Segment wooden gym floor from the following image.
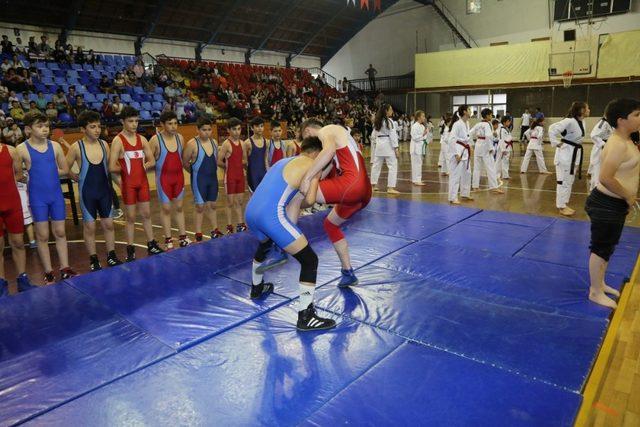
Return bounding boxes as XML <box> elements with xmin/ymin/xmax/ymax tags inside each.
<box><xmin>1</xmin><ymin>141</ymin><xmax>638</xmax><ymax>426</ymax></box>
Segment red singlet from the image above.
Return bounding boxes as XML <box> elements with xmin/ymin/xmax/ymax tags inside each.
<box><xmin>0</xmin><ymin>145</ymin><xmax>25</xmax><ymax>236</ymax></box>
<box><xmin>224</xmin><ymin>139</ymin><xmax>245</xmax><ymax>195</ymax></box>
<box><xmin>118</xmin><ymin>133</ymin><xmax>150</xmax><ymax>205</ymax></box>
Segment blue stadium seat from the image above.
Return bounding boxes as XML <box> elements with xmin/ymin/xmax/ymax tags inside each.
<box><xmin>84</xmin><ymin>93</ymin><xmax>96</xmax><ymax>102</ymax></box>
<box><xmin>94</xmin><ymin>64</ymin><xmax>104</xmax><ymax>71</ymax></box>
<box><xmin>96</xmin><ymin>94</ymin><xmax>107</xmax><ymax>102</ymax></box>
<box><xmin>54</xmin><ymin>77</ymin><xmax>66</xmax><ymax>85</ymax></box>
<box><xmin>153</xmin><ymin>94</ymin><xmax>164</xmax><ymax>102</ymax></box>
<box><xmin>92</xmin><ymin>102</ymin><xmax>102</xmax><ymax>110</ymax></box>
<box><xmin>67</xmin><ymin>70</ymin><xmax>79</xmax><ymax>78</ymax></box>
<box><xmin>141</xmin><ymin>102</ymin><xmax>152</xmax><ymax>110</ymax></box>
<box><xmin>72</xmin><ymin>64</ymin><xmax>83</xmax><ymax>70</ymax></box>
<box><xmin>29</xmin><ymin>93</ymin><xmax>38</xmax><ymax>101</ymax></box>
<box><xmin>151</xmin><ymin>101</ymin><xmax>163</xmax><ymax>110</ymax></box>
<box><xmin>103</xmin><ymin>55</ymin><xmax>115</xmax><ymax>64</ymax></box>
<box><xmin>53</xmin><ymin>69</ymin><xmax>65</xmax><ymax>78</ymax></box>
<box><xmin>133</xmin><ymin>86</ymin><xmax>144</xmax><ymax>94</ymax></box>
<box><xmin>139</xmin><ymin>110</ymin><xmax>152</xmax><ymax>120</ymax></box>
<box><xmin>40</xmin><ymin>68</ymin><xmax>53</xmax><ymax>76</ymax></box>
<box><xmin>120</xmin><ymin>94</ymin><xmax>133</xmax><ymax>103</ymax></box>
<box><xmin>47</xmin><ymin>62</ymin><xmax>60</xmax><ymax>70</ymax></box>
<box><xmin>41</xmin><ymin>76</ymin><xmax>54</xmax><ymax>84</ymax></box>
<box><xmin>129</xmin><ymin>102</ymin><xmax>141</xmax><ymax>110</ymax></box>
<box><xmin>45</xmin><ymin>94</ymin><xmax>53</xmax><ymax>102</ymax></box>
<box><xmin>58</xmin><ymin>112</ymin><xmax>74</xmax><ymax>123</ymax></box>
<box><xmin>82</xmin><ymin>64</ymin><xmax>93</xmax><ymax>71</ymax></box>
<box><xmin>34</xmin><ymin>83</ymin><xmax>48</xmax><ymax>93</ymax></box>
<box><xmin>68</xmin><ymin>78</ymin><xmax>80</xmax><ymax>86</ymax></box>
<box><xmin>154</xmin><ymin>87</ymin><xmax>164</xmax><ymax>94</ymax></box>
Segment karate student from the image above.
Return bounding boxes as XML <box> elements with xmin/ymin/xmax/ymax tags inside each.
<box><xmin>438</xmin><ymin>114</ymin><xmax>451</xmax><ymax>175</ymax></box>
<box><xmin>370</xmin><ymin>103</ymin><xmax>399</xmax><ymax>194</ymax></box>
<box><xmin>588</xmin><ymin>116</ymin><xmax>613</xmax><ymax>191</ymax></box>
<box><xmin>520</xmin><ymin>117</ymin><xmax>551</xmax><ymax>175</ymax></box>
<box><xmin>470</xmin><ymin>108</ymin><xmax>503</xmax><ymax>194</ymax></box>
<box><xmin>410</xmin><ymin>110</ymin><xmax>428</xmax><ymax>186</ymax></box>
<box><xmin>496</xmin><ymin>116</ymin><xmax>514</xmax><ymax>180</ymax></box>
<box><xmin>549</xmin><ymin>101</ymin><xmax>591</xmax><ymax>216</ymax></box>
<box><xmin>447</xmin><ymin>105</ymin><xmax>473</xmax><ymax>204</ymax></box>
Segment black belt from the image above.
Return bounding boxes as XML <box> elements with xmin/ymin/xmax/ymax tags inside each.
<box><xmin>562</xmin><ymin>138</ymin><xmax>584</xmax><ymax>179</ymax></box>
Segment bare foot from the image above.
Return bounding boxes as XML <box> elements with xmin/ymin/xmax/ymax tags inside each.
<box><xmin>387</xmin><ymin>188</ymin><xmax>400</xmax><ymax>194</ymax></box>
<box><xmin>449</xmin><ymin>200</ymin><xmax>461</xmax><ymax>205</ymax></box>
<box><xmin>589</xmin><ymin>291</ymin><xmax>618</xmax><ymax>309</ymax></box>
<box><xmin>491</xmin><ymin>188</ymin><xmax>505</xmax><ymax>194</ymax></box>
<box><xmin>603</xmin><ymin>284</ymin><xmax>621</xmax><ymax>298</ymax></box>
<box><xmin>559</xmin><ymin>207</ymin><xmax>575</xmax><ymax>217</ymax></box>
<box><xmin>372</xmin><ymin>186</ymin><xmax>379</xmax><ymax>191</ymax></box>
<box><xmin>461</xmin><ymin>196</ymin><xmax>474</xmax><ymax>201</ymax></box>
<box><xmin>412</xmin><ymin>182</ymin><xmax>426</xmax><ymax>186</ymax></box>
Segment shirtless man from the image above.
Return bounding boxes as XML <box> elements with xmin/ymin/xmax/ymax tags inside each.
<box><xmin>585</xmin><ymin>98</ymin><xmax>640</xmax><ymax>309</ymax></box>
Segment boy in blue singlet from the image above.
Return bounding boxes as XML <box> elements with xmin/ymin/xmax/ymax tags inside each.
<box><xmin>183</xmin><ymin>116</ymin><xmax>223</xmax><ymax>242</ymax></box>
<box><xmin>245</xmin><ymin>136</ymin><xmax>336</xmax><ymax>331</ymax></box>
<box><xmin>16</xmin><ymin>111</ymin><xmax>76</xmax><ymax>284</ymax></box>
<box><xmin>66</xmin><ymin>111</ymin><xmax>123</xmax><ymax>271</ymax></box>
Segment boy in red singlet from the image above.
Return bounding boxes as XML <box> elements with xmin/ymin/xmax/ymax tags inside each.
<box><xmin>109</xmin><ymin>106</ymin><xmax>163</xmax><ymax>261</ymax></box>
<box><xmin>149</xmin><ymin>112</ymin><xmax>189</xmax><ymax>249</ymax></box>
<box><xmin>217</xmin><ymin>117</ymin><xmax>247</xmax><ymax>234</ymax></box>
<box><xmin>266</xmin><ymin>120</ymin><xmax>286</xmax><ymax>167</ymax></box>
<box><xmin>300</xmin><ymin>119</ymin><xmax>372</xmax><ymax>287</ymax></box>
<box><xmin>0</xmin><ymin>141</ymin><xmax>36</xmax><ymax>296</ymax></box>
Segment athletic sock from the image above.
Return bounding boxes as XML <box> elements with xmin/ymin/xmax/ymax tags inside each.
<box><xmin>299</xmin><ymin>283</ymin><xmax>315</xmax><ymax>310</ymax></box>
<box><xmin>252</xmin><ymin>261</ymin><xmax>264</xmax><ymax>285</ymax></box>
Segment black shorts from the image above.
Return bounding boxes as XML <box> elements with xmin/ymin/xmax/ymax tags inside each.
<box><xmin>585</xmin><ymin>188</ymin><xmax>629</xmax><ymax>261</ymax></box>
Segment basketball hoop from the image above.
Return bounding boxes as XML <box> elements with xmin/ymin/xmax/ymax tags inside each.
<box><xmin>562</xmin><ymin>70</ymin><xmax>574</xmax><ymax>88</ymax></box>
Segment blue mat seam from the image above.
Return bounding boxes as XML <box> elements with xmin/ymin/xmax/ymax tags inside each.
<box><xmin>299</xmin><ymin>340</ymin><xmax>407</xmax><ymax>425</ymax></box>
<box><xmin>510</xmin><ymin>219</ymin><xmax>559</xmax><ymax>258</ymax></box>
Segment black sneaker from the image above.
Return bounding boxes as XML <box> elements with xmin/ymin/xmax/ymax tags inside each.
<box><xmin>147</xmin><ymin>240</ymin><xmax>164</xmax><ymax>255</ymax></box>
<box><xmin>250</xmin><ymin>281</ymin><xmax>274</xmax><ymax>299</ymax></box>
<box><xmin>44</xmin><ymin>271</ymin><xmax>56</xmax><ymax>285</ymax></box>
<box><xmin>211</xmin><ymin>229</ymin><xmax>224</xmax><ymax>239</ymax></box>
<box><xmin>297</xmin><ymin>303</ymin><xmax>337</xmax><ymax>331</ymax></box>
<box><xmin>236</xmin><ymin>223</ymin><xmax>247</xmax><ymax>232</ymax></box>
<box><xmin>125</xmin><ymin>245</ymin><xmax>136</xmax><ymax>262</ymax></box>
<box><xmin>89</xmin><ymin>255</ymin><xmax>102</xmax><ymax>272</ymax></box>
<box><xmin>226</xmin><ymin>224</ymin><xmax>234</xmax><ymax>235</ymax></box>
<box><xmin>60</xmin><ymin>267</ymin><xmax>77</xmax><ymax>280</ymax></box>
<box><xmin>107</xmin><ymin>250</ymin><xmax>123</xmax><ymax>267</ymax></box>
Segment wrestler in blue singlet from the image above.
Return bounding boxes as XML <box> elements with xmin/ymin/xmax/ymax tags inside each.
<box><xmin>78</xmin><ymin>140</ymin><xmax>113</xmax><ymax>221</ymax></box>
<box><xmin>26</xmin><ymin>139</ymin><xmax>66</xmax><ymax>222</ymax></box>
<box><xmin>191</xmin><ymin>137</ymin><xmax>219</xmax><ymax>204</ymax></box>
<box><xmin>245</xmin><ymin>157</ymin><xmax>302</xmax><ymax>249</ymax></box>
<box><xmin>247</xmin><ymin>137</ymin><xmax>267</xmax><ymax>192</ymax></box>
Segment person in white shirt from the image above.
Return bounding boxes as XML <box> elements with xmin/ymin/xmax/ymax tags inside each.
<box><xmin>410</xmin><ymin>110</ymin><xmax>428</xmax><ymax>186</ymax></box>
<box><xmin>447</xmin><ymin>105</ymin><xmax>473</xmax><ymax>204</ymax></box>
<box><xmin>548</xmin><ymin>101</ymin><xmax>591</xmax><ymax>216</ymax></box>
<box><xmin>424</xmin><ymin>115</ymin><xmax>434</xmax><ymax>154</ymax></box>
<box><xmin>469</xmin><ymin>108</ymin><xmax>503</xmax><ymax>194</ymax></box>
<box><xmin>403</xmin><ymin>115</ymin><xmax>411</xmax><ymax>142</ymax></box>
<box><xmin>519</xmin><ymin>117</ymin><xmax>550</xmax><ymax>174</ymax></box>
<box><xmin>438</xmin><ymin>114</ymin><xmax>450</xmax><ymax>174</ymax></box>
<box><xmin>370</xmin><ymin>103</ymin><xmax>400</xmax><ymax>194</ymax></box>
<box><xmin>520</xmin><ymin>108</ymin><xmax>532</xmax><ymax>141</ymax></box>
<box><xmin>588</xmin><ymin>117</ymin><xmax>613</xmax><ymax>191</ymax></box>
<box><xmin>496</xmin><ymin>116</ymin><xmax>514</xmax><ymax>180</ymax></box>
<box><xmin>397</xmin><ymin>116</ymin><xmax>405</xmax><ymax>141</ymax></box>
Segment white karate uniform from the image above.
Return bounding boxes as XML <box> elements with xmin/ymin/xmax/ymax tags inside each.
<box><xmin>371</xmin><ymin>119</ymin><xmax>399</xmax><ymax>188</ymax></box>
<box><xmin>497</xmin><ymin>125</ymin><xmax>513</xmax><ymax>179</ymax></box>
<box><xmin>403</xmin><ymin>120</ymin><xmax>411</xmax><ymax>142</ymax></box>
<box><xmin>397</xmin><ymin>119</ymin><xmax>405</xmax><ymax>141</ymax></box>
<box><xmin>470</xmin><ymin>121</ymin><xmax>499</xmax><ymax>190</ymax></box>
<box><xmin>549</xmin><ymin>117</ymin><xmax>586</xmax><ymax>209</ymax></box>
<box><xmin>447</xmin><ymin>120</ymin><xmax>472</xmax><ymax>202</ymax></box>
<box><xmin>520</xmin><ymin>125</ymin><xmax>549</xmax><ymax>173</ymax></box>
<box><xmin>410</xmin><ymin>121</ymin><xmax>426</xmax><ymax>183</ymax></box>
<box><xmin>588</xmin><ymin>118</ymin><xmax>612</xmax><ymax>191</ymax></box>
<box><xmin>438</xmin><ymin>120</ymin><xmax>446</xmax><ymax>168</ymax></box>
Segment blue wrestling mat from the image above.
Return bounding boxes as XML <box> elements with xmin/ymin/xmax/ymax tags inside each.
<box><xmin>1</xmin><ymin>199</ymin><xmax>637</xmax><ymax>426</ymax></box>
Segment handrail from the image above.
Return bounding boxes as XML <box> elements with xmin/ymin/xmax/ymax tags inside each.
<box><xmin>347</xmin><ymin>73</ymin><xmax>415</xmax><ymax>92</ymax></box>
<box><xmin>432</xmin><ymin>0</ymin><xmax>478</xmax><ymax>48</ymax></box>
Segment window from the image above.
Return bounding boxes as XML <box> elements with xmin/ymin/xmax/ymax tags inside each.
<box><xmin>452</xmin><ymin>93</ymin><xmax>507</xmax><ymax>119</ymax></box>
<box><xmin>467</xmin><ymin>0</ymin><xmax>481</xmax><ymax>14</ymax></box>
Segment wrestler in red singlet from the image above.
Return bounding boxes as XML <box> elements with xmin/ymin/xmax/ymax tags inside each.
<box><xmin>0</xmin><ymin>144</ymin><xmax>25</xmax><ymax>237</ymax></box>
<box><xmin>118</xmin><ymin>133</ymin><xmax>150</xmax><ymax>205</ymax></box>
<box><xmin>319</xmin><ymin>133</ymin><xmax>372</xmax><ymax>219</ymax></box>
<box><xmin>225</xmin><ymin>139</ymin><xmax>245</xmax><ymax>194</ymax></box>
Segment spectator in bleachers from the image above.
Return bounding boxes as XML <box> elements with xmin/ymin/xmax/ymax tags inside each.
<box><xmin>0</xmin><ymin>83</ymin><xmax>8</xmax><ymax>102</ymax></box>
<box><xmin>7</xmin><ymin>91</ymin><xmax>18</xmax><ymax>104</ymax></box>
<box><xmin>113</xmin><ymin>72</ymin><xmax>126</xmax><ymax>92</ymax></box>
<box><xmin>0</xmin><ymin>59</ymin><xmax>11</xmax><ymax>73</ymax></box>
<box><xmin>2</xmin><ymin>118</ymin><xmax>23</xmax><ymax>145</ymax></box>
<box><xmin>1</xmin><ymin>35</ymin><xmax>13</xmax><ymax>55</ymax></box>
<box><xmin>111</xmin><ymin>95</ymin><xmax>123</xmax><ymax>117</ymax></box>
<box><xmin>165</xmin><ymin>81</ymin><xmax>181</xmax><ymax>99</ymax></box>
<box><xmin>53</xmin><ymin>89</ymin><xmax>68</xmax><ymax>112</ymax></box>
<box><xmin>74</xmin><ymin>47</ymin><xmax>85</xmax><ymax>65</ymax></box>
<box><xmin>45</xmin><ymin>102</ymin><xmax>58</xmax><ymax>122</ymax></box>
<box><xmin>133</xmin><ymin>59</ymin><xmax>144</xmax><ymax>80</ymax></box>
<box><xmin>20</xmin><ymin>69</ymin><xmax>33</xmax><ymax>91</ymax></box>
<box><xmin>38</xmin><ymin>35</ymin><xmax>52</xmax><ymax>57</ymax></box>
<box><xmin>14</xmin><ymin>37</ymin><xmax>25</xmax><ymax>55</ymax></box>
<box><xmin>100</xmin><ymin>99</ymin><xmax>114</xmax><ymax>121</ymax></box>
<box><xmin>86</xmin><ymin>49</ymin><xmax>99</xmax><ymax>65</ymax></box>
<box><xmin>35</xmin><ymin>91</ymin><xmax>47</xmax><ymax>111</ymax></box>
<box><xmin>27</xmin><ymin>36</ymin><xmax>39</xmax><ymax>55</ymax></box>
<box><xmin>20</xmin><ymin>92</ymin><xmax>30</xmax><ymax>111</ymax></box>
<box><xmin>64</xmin><ymin>44</ymin><xmax>74</xmax><ymax>63</ymax></box>
<box><xmin>66</xmin><ymin>86</ymin><xmax>77</xmax><ymax>106</ymax></box>
<box><xmin>3</xmin><ymin>69</ymin><xmax>27</xmax><ymax>92</ymax></box>
<box><xmin>72</xmin><ymin>95</ymin><xmax>87</xmax><ymax>118</ymax></box>
<box><xmin>99</xmin><ymin>75</ymin><xmax>114</xmax><ymax>94</ymax></box>
<box><xmin>124</xmin><ymin>69</ymin><xmax>136</xmax><ymax>87</ymax></box>
<box><xmin>0</xmin><ymin>110</ymin><xmax>6</xmax><ymax>130</ymax></box>
<box><xmin>9</xmin><ymin>102</ymin><xmax>25</xmax><ymax>122</ymax></box>
<box><xmin>52</xmin><ymin>43</ymin><xmax>66</xmax><ymax>63</ymax></box>
<box><xmin>11</xmin><ymin>54</ymin><xmax>26</xmax><ymax>70</ymax></box>
<box><xmin>28</xmin><ymin>100</ymin><xmax>39</xmax><ymax>113</ymax></box>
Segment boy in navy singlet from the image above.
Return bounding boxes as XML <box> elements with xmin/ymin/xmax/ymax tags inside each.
<box><xmin>243</xmin><ymin>116</ymin><xmax>268</xmax><ymax>192</ymax></box>
<box><xmin>16</xmin><ymin>111</ymin><xmax>76</xmax><ymax>284</ymax></box>
<box><xmin>183</xmin><ymin>116</ymin><xmax>223</xmax><ymax>241</ymax></box>
<box><xmin>66</xmin><ymin>111</ymin><xmax>123</xmax><ymax>271</ymax></box>
<box><xmin>246</xmin><ymin>136</ymin><xmax>335</xmax><ymax>331</ymax></box>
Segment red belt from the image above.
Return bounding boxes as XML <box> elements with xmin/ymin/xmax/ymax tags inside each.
<box><xmin>456</xmin><ymin>141</ymin><xmax>471</xmax><ymax>169</ymax></box>
<box><xmin>530</xmin><ymin>137</ymin><xmax>538</xmax><ymax>140</ymax></box>
<box><xmin>477</xmin><ymin>137</ymin><xmax>486</xmax><ymax>140</ymax></box>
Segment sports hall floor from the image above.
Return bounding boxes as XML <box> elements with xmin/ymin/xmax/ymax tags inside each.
<box><xmin>1</xmin><ymin>142</ymin><xmax>638</xmax><ymax>426</ymax></box>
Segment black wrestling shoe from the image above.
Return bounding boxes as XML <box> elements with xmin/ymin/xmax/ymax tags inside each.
<box><xmin>107</xmin><ymin>250</ymin><xmax>123</xmax><ymax>267</ymax></box>
<box><xmin>147</xmin><ymin>240</ymin><xmax>164</xmax><ymax>255</ymax></box>
<box><xmin>60</xmin><ymin>267</ymin><xmax>77</xmax><ymax>280</ymax></box>
<box><xmin>236</xmin><ymin>223</ymin><xmax>247</xmax><ymax>232</ymax></box>
<box><xmin>297</xmin><ymin>303</ymin><xmax>337</xmax><ymax>331</ymax></box>
<box><xmin>250</xmin><ymin>281</ymin><xmax>274</xmax><ymax>299</ymax></box>
<box><xmin>125</xmin><ymin>245</ymin><xmax>136</xmax><ymax>262</ymax></box>
<box><xmin>211</xmin><ymin>229</ymin><xmax>224</xmax><ymax>239</ymax></box>
<box><xmin>89</xmin><ymin>255</ymin><xmax>102</xmax><ymax>272</ymax></box>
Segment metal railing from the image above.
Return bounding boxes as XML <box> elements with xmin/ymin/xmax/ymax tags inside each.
<box><xmin>347</xmin><ymin>73</ymin><xmax>415</xmax><ymax>92</ymax></box>
<box><xmin>431</xmin><ymin>0</ymin><xmax>478</xmax><ymax>48</ymax></box>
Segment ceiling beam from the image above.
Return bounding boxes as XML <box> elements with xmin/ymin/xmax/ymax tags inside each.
<box><xmin>61</xmin><ymin>0</ymin><xmax>84</xmax><ymax>43</ymax></box>
<box><xmin>253</xmin><ymin>0</ymin><xmax>301</xmax><ymax>52</ymax></box>
<box><xmin>291</xmin><ymin>6</ymin><xmax>348</xmax><ymax>60</ymax></box>
<box><xmin>140</xmin><ymin>0</ymin><xmax>169</xmax><ymax>42</ymax></box>
<box><xmin>201</xmin><ymin>0</ymin><xmax>245</xmax><ymax>49</ymax></box>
